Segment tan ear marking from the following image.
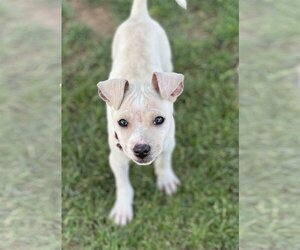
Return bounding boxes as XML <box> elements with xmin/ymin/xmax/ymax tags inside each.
<box><xmin>152</xmin><ymin>72</ymin><xmax>184</xmax><ymax>102</ymax></box>
<box><xmin>97</xmin><ymin>79</ymin><xmax>129</xmax><ymax>110</ymax></box>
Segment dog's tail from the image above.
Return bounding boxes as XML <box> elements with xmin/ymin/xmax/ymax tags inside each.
<box><xmin>130</xmin><ymin>0</ymin><xmax>187</xmax><ymax>18</ymax></box>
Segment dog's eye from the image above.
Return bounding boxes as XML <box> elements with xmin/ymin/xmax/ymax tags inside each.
<box><xmin>118</xmin><ymin>119</ymin><xmax>128</xmax><ymax>127</ymax></box>
<box><xmin>153</xmin><ymin>116</ymin><xmax>165</xmax><ymax>125</ymax></box>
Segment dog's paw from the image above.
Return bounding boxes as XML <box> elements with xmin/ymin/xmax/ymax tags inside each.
<box><xmin>109</xmin><ymin>201</ymin><xmax>133</xmax><ymax>226</ymax></box>
<box><xmin>157</xmin><ymin>170</ymin><xmax>180</xmax><ymax>196</ymax></box>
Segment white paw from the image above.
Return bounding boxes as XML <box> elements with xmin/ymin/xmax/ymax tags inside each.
<box><xmin>109</xmin><ymin>200</ymin><xmax>133</xmax><ymax>226</ymax></box>
<box><xmin>157</xmin><ymin>170</ymin><xmax>180</xmax><ymax>195</ymax></box>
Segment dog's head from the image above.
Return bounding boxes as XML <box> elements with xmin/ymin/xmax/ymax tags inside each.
<box><xmin>97</xmin><ymin>72</ymin><xmax>184</xmax><ymax>165</ymax></box>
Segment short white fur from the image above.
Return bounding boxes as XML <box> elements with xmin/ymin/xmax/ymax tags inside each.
<box><xmin>97</xmin><ymin>0</ymin><xmax>186</xmax><ymax>226</ymax></box>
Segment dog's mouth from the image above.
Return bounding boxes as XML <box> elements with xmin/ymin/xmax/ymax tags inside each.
<box><xmin>129</xmin><ymin>147</ymin><xmax>162</xmax><ymax>166</ymax></box>
<box><xmin>132</xmin><ymin>157</ymin><xmax>155</xmax><ymax>166</ymax></box>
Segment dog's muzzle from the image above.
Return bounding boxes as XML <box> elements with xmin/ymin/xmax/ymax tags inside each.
<box><xmin>133</xmin><ymin>144</ymin><xmax>151</xmax><ymax>159</ymax></box>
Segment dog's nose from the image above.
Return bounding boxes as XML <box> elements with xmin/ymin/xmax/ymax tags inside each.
<box><xmin>133</xmin><ymin>144</ymin><xmax>151</xmax><ymax>159</ymax></box>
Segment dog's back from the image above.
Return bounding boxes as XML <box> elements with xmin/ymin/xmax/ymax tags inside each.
<box><xmin>109</xmin><ymin>0</ymin><xmax>186</xmax><ymax>84</ymax></box>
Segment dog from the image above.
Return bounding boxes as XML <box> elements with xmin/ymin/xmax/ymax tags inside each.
<box><xmin>97</xmin><ymin>0</ymin><xmax>186</xmax><ymax>225</ymax></box>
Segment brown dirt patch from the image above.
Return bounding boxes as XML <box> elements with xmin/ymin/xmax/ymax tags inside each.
<box><xmin>68</xmin><ymin>0</ymin><xmax>117</xmax><ymax>37</ymax></box>
<box><xmin>12</xmin><ymin>0</ymin><xmax>60</xmax><ymax>33</ymax></box>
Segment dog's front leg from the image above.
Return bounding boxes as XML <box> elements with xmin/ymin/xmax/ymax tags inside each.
<box><xmin>155</xmin><ymin>138</ymin><xmax>180</xmax><ymax>195</ymax></box>
<box><xmin>108</xmin><ymin>149</ymin><xmax>134</xmax><ymax>226</ymax></box>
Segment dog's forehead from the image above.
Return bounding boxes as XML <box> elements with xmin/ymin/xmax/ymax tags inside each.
<box><xmin>122</xmin><ymin>84</ymin><xmax>164</xmax><ymax>110</ymax></box>
<box><xmin>114</xmin><ymin>84</ymin><xmax>171</xmax><ymax>121</ymax></box>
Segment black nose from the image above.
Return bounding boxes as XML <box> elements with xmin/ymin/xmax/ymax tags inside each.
<box><xmin>133</xmin><ymin>144</ymin><xmax>151</xmax><ymax>159</ymax></box>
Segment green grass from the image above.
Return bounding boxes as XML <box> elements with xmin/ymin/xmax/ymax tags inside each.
<box><xmin>0</xmin><ymin>1</ymin><xmax>61</xmax><ymax>249</ymax></box>
<box><xmin>62</xmin><ymin>0</ymin><xmax>238</xmax><ymax>249</ymax></box>
<box><xmin>239</xmin><ymin>0</ymin><xmax>300</xmax><ymax>249</ymax></box>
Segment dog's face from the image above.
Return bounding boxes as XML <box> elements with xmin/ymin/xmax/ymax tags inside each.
<box><xmin>112</xmin><ymin>87</ymin><xmax>173</xmax><ymax>165</ymax></box>
<box><xmin>98</xmin><ymin>72</ymin><xmax>184</xmax><ymax>165</ymax></box>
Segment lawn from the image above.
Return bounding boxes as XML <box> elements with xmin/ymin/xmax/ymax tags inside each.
<box><xmin>240</xmin><ymin>1</ymin><xmax>300</xmax><ymax>249</ymax></box>
<box><xmin>0</xmin><ymin>0</ymin><xmax>61</xmax><ymax>249</ymax></box>
<box><xmin>62</xmin><ymin>0</ymin><xmax>238</xmax><ymax>249</ymax></box>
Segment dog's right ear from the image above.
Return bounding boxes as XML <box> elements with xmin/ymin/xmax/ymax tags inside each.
<box><xmin>97</xmin><ymin>79</ymin><xmax>129</xmax><ymax>110</ymax></box>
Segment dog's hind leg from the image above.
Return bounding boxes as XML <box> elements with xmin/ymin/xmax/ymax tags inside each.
<box><xmin>158</xmin><ymin>27</ymin><xmax>174</xmax><ymax>72</ymax></box>
<box><xmin>108</xmin><ymin>149</ymin><xmax>134</xmax><ymax>226</ymax></box>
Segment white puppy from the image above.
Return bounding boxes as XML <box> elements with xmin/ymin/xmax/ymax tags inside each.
<box><xmin>97</xmin><ymin>0</ymin><xmax>186</xmax><ymax>226</ymax></box>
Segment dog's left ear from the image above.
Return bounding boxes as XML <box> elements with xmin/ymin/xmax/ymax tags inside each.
<box><xmin>97</xmin><ymin>79</ymin><xmax>129</xmax><ymax>110</ymax></box>
<box><xmin>152</xmin><ymin>72</ymin><xmax>184</xmax><ymax>102</ymax></box>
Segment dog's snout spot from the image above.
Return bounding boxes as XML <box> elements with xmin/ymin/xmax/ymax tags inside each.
<box><xmin>133</xmin><ymin>144</ymin><xmax>151</xmax><ymax>159</ymax></box>
<box><xmin>114</xmin><ymin>132</ymin><xmax>119</xmax><ymax>140</ymax></box>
